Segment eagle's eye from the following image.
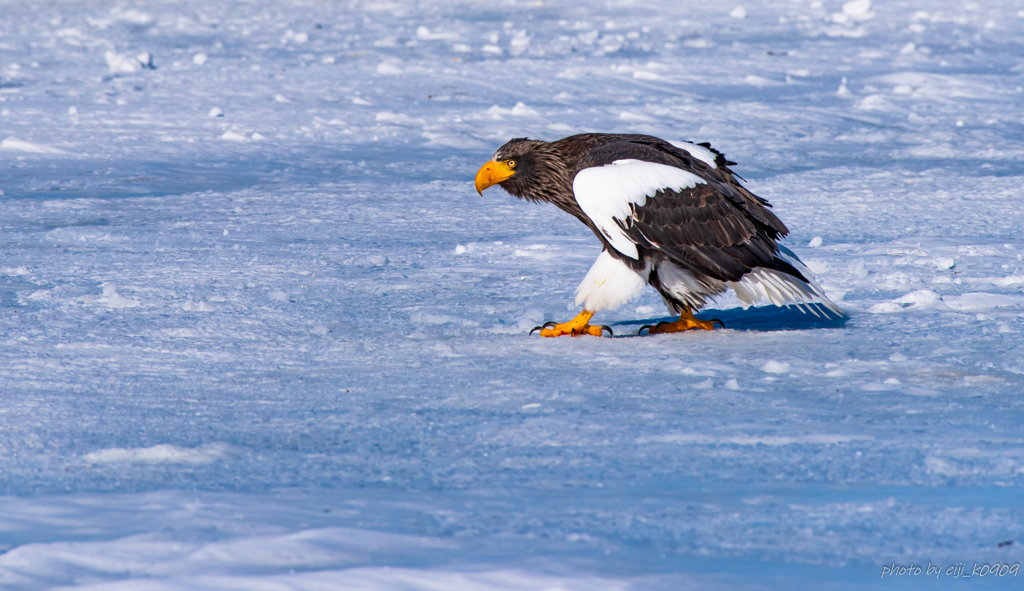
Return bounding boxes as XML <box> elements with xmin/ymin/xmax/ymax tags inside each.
<box><xmin>507</xmin><ymin>159</ymin><xmax>517</xmax><ymax>168</ymax></box>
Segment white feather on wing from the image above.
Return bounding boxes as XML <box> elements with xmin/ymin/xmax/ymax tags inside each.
<box><xmin>572</xmin><ymin>159</ymin><xmax>705</xmax><ymax>260</ymax></box>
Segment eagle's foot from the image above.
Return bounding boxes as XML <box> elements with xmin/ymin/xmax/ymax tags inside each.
<box><xmin>529</xmin><ymin>310</ymin><xmax>612</xmax><ymax>338</ymax></box>
<box><xmin>639</xmin><ymin>313</ymin><xmax>724</xmax><ymax>335</ymax></box>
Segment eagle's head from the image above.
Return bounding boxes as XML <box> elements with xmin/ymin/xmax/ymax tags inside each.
<box><xmin>475</xmin><ymin>138</ymin><xmax>570</xmax><ymax>203</ymax></box>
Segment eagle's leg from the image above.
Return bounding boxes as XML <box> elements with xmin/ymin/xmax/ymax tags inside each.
<box><xmin>640</xmin><ymin>307</ymin><xmax>724</xmax><ymax>335</ymax></box>
<box><xmin>531</xmin><ymin>310</ymin><xmax>611</xmax><ymax>337</ymax></box>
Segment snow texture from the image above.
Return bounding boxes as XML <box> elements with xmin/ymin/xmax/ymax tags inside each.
<box><xmin>1</xmin><ymin>0</ymin><xmax>1024</xmax><ymax>589</ymax></box>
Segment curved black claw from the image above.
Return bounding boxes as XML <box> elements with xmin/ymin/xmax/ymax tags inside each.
<box><xmin>598</xmin><ymin>325</ymin><xmax>614</xmax><ymax>338</ymax></box>
<box><xmin>529</xmin><ymin>321</ymin><xmax>559</xmax><ymax>336</ymax></box>
<box><xmin>638</xmin><ymin>324</ymin><xmax>655</xmax><ymax>336</ymax></box>
<box><xmin>710</xmin><ymin>318</ymin><xmax>726</xmax><ymax>329</ymax></box>
<box><xmin>655</xmin><ymin>321</ymin><xmax>671</xmax><ymax>332</ymax></box>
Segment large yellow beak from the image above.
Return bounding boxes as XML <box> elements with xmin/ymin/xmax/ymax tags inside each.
<box><xmin>475</xmin><ymin>160</ymin><xmax>515</xmax><ymax>195</ymax></box>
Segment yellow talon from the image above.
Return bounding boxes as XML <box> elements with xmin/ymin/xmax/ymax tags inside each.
<box><xmin>641</xmin><ymin>309</ymin><xmax>723</xmax><ymax>335</ymax></box>
<box><xmin>533</xmin><ymin>310</ymin><xmax>607</xmax><ymax>337</ymax></box>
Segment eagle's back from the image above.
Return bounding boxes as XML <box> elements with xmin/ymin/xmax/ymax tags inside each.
<box><xmin>556</xmin><ymin>133</ymin><xmax>792</xmax><ymax>282</ymax></box>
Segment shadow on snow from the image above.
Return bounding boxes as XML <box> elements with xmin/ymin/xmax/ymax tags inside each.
<box><xmin>614</xmin><ymin>304</ymin><xmax>848</xmax><ymax>336</ymax></box>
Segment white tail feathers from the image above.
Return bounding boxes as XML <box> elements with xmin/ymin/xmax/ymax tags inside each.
<box><xmin>727</xmin><ymin>246</ymin><xmax>844</xmax><ymax>318</ymax></box>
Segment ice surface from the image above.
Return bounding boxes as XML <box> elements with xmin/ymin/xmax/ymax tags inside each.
<box><xmin>85</xmin><ymin>442</ymin><xmax>230</xmax><ymax>464</ymax></box>
<box><xmin>1</xmin><ymin>0</ymin><xmax>1023</xmax><ymax>589</ymax></box>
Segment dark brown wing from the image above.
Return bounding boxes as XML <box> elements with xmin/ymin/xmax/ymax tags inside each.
<box><xmin>559</xmin><ymin>134</ymin><xmax>797</xmax><ymax>282</ymax></box>
<box><xmin>622</xmin><ymin>183</ymin><xmax>788</xmax><ymax>281</ymax></box>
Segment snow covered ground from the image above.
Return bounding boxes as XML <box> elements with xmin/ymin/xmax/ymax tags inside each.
<box><xmin>1</xmin><ymin>0</ymin><xmax>1023</xmax><ymax>588</ymax></box>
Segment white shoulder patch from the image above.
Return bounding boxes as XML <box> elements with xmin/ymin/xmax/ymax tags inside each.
<box><xmin>668</xmin><ymin>141</ymin><xmax>718</xmax><ymax>169</ymax></box>
<box><xmin>573</xmin><ymin>159</ymin><xmax>705</xmax><ymax>260</ymax></box>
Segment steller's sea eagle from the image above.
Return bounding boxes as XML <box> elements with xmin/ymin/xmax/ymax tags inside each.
<box><xmin>474</xmin><ymin>133</ymin><xmax>842</xmax><ymax>337</ymax></box>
